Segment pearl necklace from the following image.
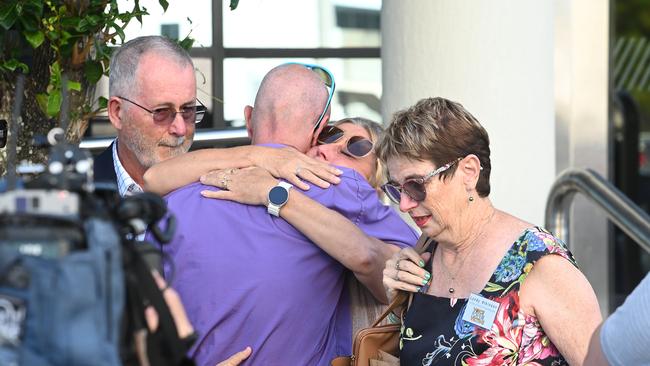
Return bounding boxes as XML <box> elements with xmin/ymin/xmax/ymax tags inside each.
<box><xmin>436</xmin><ymin>209</ymin><xmax>496</xmax><ymax>306</ymax></box>
<box><xmin>436</xmin><ymin>239</ymin><xmax>478</xmax><ymax>302</ymax></box>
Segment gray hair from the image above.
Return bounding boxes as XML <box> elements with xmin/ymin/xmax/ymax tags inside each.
<box><xmin>109</xmin><ymin>35</ymin><xmax>194</xmax><ymax>98</ymax></box>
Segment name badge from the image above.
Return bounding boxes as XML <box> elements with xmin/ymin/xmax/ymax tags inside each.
<box><xmin>462</xmin><ymin>293</ymin><xmax>499</xmax><ymax>330</ymax></box>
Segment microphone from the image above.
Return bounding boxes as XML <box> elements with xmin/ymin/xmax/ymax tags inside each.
<box><xmin>117</xmin><ymin>193</ymin><xmax>167</xmax><ymax>224</ymax></box>
<box><xmin>116</xmin><ymin>193</ymin><xmax>176</xmax><ymax>243</ymax></box>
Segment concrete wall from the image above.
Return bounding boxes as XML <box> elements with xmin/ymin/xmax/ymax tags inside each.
<box><xmin>382</xmin><ymin>0</ymin><xmax>555</xmax><ymax>227</ymax></box>
<box><xmin>554</xmin><ymin>0</ymin><xmax>612</xmax><ymax>314</ymax></box>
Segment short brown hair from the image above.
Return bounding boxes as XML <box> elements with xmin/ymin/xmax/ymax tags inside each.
<box><xmin>376</xmin><ymin>97</ymin><xmax>491</xmax><ymax>197</ymax></box>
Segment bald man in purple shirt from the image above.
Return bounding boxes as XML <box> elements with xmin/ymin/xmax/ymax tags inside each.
<box><xmin>160</xmin><ymin>64</ymin><xmax>418</xmax><ymax>365</ymax></box>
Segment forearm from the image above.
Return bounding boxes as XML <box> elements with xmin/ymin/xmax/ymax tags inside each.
<box><xmin>281</xmin><ymin>190</ymin><xmax>398</xmax><ymax>303</ymax></box>
<box><xmin>143</xmin><ymin>146</ymin><xmax>258</xmax><ymax>195</ymax></box>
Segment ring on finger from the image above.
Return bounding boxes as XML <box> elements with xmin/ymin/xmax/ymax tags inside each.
<box><xmin>295</xmin><ymin>166</ymin><xmax>302</xmax><ymax>175</ymax></box>
<box><xmin>395</xmin><ymin>260</ymin><xmax>400</xmax><ymax>271</ymax></box>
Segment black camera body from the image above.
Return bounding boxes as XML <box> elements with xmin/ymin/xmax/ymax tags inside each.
<box><xmin>0</xmin><ymin>129</ymin><xmax>189</xmax><ymax>366</ymax></box>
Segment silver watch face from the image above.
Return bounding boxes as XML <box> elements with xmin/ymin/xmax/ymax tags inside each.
<box><xmin>269</xmin><ymin>185</ymin><xmax>289</xmax><ymax>206</ymax></box>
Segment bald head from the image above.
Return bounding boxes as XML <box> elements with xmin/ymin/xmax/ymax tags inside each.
<box><xmin>247</xmin><ymin>64</ymin><xmax>330</xmax><ymax>152</ymax></box>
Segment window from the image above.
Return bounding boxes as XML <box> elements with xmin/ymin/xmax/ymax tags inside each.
<box><xmin>90</xmin><ymin>0</ymin><xmax>382</xmax><ymax>136</ymax></box>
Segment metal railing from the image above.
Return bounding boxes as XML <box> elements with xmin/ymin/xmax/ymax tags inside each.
<box><xmin>79</xmin><ymin>128</ymin><xmax>250</xmax><ymax>153</ymax></box>
<box><xmin>545</xmin><ymin>168</ymin><xmax>650</xmax><ymax>253</ymax></box>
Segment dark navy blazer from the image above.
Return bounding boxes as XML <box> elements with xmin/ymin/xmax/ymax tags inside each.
<box><xmin>93</xmin><ymin>142</ymin><xmax>117</xmax><ymax>186</ymax></box>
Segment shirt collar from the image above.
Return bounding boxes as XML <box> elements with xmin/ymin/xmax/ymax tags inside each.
<box><xmin>257</xmin><ymin>143</ymin><xmax>288</xmax><ymax>148</ymax></box>
<box><xmin>112</xmin><ymin>140</ymin><xmax>143</xmax><ymax>197</ymax></box>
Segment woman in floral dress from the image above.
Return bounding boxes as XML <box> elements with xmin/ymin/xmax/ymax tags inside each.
<box><xmin>376</xmin><ymin>97</ymin><xmax>602</xmax><ymax>365</ymax></box>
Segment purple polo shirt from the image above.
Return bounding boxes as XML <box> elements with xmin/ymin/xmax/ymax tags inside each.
<box><xmin>161</xmin><ymin>145</ymin><xmax>418</xmax><ymax>365</ymax></box>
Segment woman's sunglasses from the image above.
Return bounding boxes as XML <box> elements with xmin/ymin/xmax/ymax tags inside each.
<box><xmin>317</xmin><ymin>125</ymin><xmax>374</xmax><ymax>159</ymax></box>
<box><xmin>381</xmin><ymin>158</ymin><xmax>462</xmax><ymax>204</ymax></box>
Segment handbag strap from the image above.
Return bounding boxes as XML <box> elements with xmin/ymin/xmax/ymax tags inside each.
<box><xmin>371</xmin><ymin>233</ymin><xmax>434</xmax><ymax>327</ymax></box>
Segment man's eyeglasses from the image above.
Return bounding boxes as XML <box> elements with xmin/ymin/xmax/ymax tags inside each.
<box><xmin>283</xmin><ymin>62</ymin><xmax>335</xmax><ymax>133</ymax></box>
<box><xmin>317</xmin><ymin>125</ymin><xmax>374</xmax><ymax>158</ymax></box>
<box><xmin>382</xmin><ymin>158</ymin><xmax>462</xmax><ymax>204</ymax></box>
<box><xmin>117</xmin><ymin>96</ymin><xmax>207</xmax><ymax>124</ymax></box>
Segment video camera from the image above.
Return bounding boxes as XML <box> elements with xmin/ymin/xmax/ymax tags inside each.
<box><xmin>0</xmin><ymin>128</ymin><xmax>193</xmax><ymax>366</ymax></box>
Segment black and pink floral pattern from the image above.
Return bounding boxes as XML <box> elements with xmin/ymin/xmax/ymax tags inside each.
<box><xmin>400</xmin><ymin>227</ymin><xmax>574</xmax><ymax>366</ymax></box>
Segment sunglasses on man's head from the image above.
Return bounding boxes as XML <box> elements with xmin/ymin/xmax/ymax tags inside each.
<box><xmin>282</xmin><ymin>62</ymin><xmax>335</xmax><ymax>133</ymax></box>
<box><xmin>317</xmin><ymin>125</ymin><xmax>374</xmax><ymax>159</ymax></box>
<box><xmin>381</xmin><ymin>158</ymin><xmax>462</xmax><ymax>204</ymax></box>
<box><xmin>118</xmin><ymin>96</ymin><xmax>207</xmax><ymax>124</ymax></box>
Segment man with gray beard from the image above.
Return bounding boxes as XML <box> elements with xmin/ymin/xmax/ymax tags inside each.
<box><xmin>92</xmin><ymin>36</ymin><xmax>256</xmax><ymax>365</ymax></box>
<box><xmin>94</xmin><ymin>35</ymin><xmax>202</xmax><ymax>196</ymax></box>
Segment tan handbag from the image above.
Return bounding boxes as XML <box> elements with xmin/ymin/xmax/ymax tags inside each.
<box><xmin>331</xmin><ymin>234</ymin><xmax>433</xmax><ymax>366</ymax></box>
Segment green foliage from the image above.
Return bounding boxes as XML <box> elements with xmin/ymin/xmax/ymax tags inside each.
<box><xmin>1</xmin><ymin>58</ymin><xmax>28</xmax><ymax>73</ymax></box>
<box><xmin>179</xmin><ymin>35</ymin><xmax>194</xmax><ymax>50</ymax></box>
<box><xmin>83</xmin><ymin>60</ymin><xmax>103</xmax><ymax>84</ymax></box>
<box><xmin>0</xmin><ymin>0</ymin><xmax>177</xmax><ymax>122</ymax></box>
<box><xmin>97</xmin><ymin>96</ymin><xmax>108</xmax><ymax>109</ymax></box>
<box><xmin>616</xmin><ymin>0</ymin><xmax>650</xmax><ymax>37</ymax></box>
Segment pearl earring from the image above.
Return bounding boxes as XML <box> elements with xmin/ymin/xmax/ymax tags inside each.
<box><xmin>468</xmin><ymin>196</ymin><xmax>474</xmax><ymax>202</ymax></box>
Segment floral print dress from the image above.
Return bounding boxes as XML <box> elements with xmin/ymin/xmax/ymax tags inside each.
<box><xmin>400</xmin><ymin>227</ymin><xmax>575</xmax><ymax>366</ymax></box>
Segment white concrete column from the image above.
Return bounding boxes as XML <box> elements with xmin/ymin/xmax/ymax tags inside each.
<box><xmin>555</xmin><ymin>0</ymin><xmax>611</xmax><ymax>314</ymax></box>
<box><xmin>382</xmin><ymin>0</ymin><xmax>555</xmax><ymax>226</ymax></box>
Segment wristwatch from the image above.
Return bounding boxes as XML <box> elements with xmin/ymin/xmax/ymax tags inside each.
<box><xmin>267</xmin><ymin>181</ymin><xmax>293</xmax><ymax>217</ymax></box>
